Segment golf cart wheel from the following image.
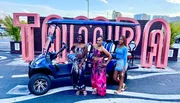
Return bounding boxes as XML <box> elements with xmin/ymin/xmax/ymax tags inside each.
<box><xmin>28</xmin><ymin>73</ymin><xmax>51</xmax><ymax>95</ymax></box>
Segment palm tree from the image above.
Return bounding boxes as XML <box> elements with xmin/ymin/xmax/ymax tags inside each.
<box><xmin>169</xmin><ymin>22</ymin><xmax>180</xmax><ymax>46</ymax></box>
<box><xmin>0</xmin><ymin>15</ymin><xmax>21</xmax><ymax>41</ymax></box>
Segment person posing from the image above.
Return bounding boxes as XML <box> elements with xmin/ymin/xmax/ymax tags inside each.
<box><xmin>68</xmin><ymin>34</ymin><xmax>88</xmax><ymax>96</ymax></box>
<box><xmin>91</xmin><ymin>36</ymin><xmax>112</xmax><ymax>96</ymax></box>
<box><xmin>113</xmin><ymin>35</ymin><xmax>128</xmax><ymax>94</ymax></box>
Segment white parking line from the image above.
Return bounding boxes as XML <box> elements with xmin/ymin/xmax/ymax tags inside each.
<box><xmin>128</xmin><ymin>71</ymin><xmax>180</xmax><ymax>80</ymax></box>
<box><xmin>1</xmin><ymin>86</ymin><xmax>73</xmax><ymax>103</ymax></box>
<box><xmin>129</xmin><ymin>65</ymin><xmax>175</xmax><ymax>72</ymax></box>
<box><xmin>10</xmin><ymin>68</ymin><xmax>180</xmax><ymax>80</ymax></box>
<box><xmin>7</xmin><ymin>85</ymin><xmax>29</xmax><ymax>95</ymax></box>
<box><xmin>75</xmin><ymin>98</ymin><xmax>172</xmax><ymax>103</ymax></box>
<box><xmin>0</xmin><ymin>56</ymin><xmax>7</xmax><ymax>60</ymax></box>
<box><xmin>6</xmin><ymin>58</ymin><xmax>28</xmax><ymax>66</ymax></box>
<box><xmin>1</xmin><ymin>86</ymin><xmax>180</xmax><ymax>103</ymax></box>
<box><xmin>11</xmin><ymin>74</ymin><xmax>28</xmax><ymax>78</ymax></box>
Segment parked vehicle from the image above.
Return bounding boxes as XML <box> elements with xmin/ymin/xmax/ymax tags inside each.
<box><xmin>175</xmin><ymin>35</ymin><xmax>180</xmax><ymax>43</ymax></box>
<box><xmin>0</xmin><ymin>27</ymin><xmax>7</xmax><ymax>36</ymax></box>
<box><xmin>28</xmin><ymin>19</ymin><xmax>139</xmax><ymax>95</ymax></box>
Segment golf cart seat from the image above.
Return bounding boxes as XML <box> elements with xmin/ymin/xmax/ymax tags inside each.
<box><xmin>127</xmin><ymin>41</ymin><xmax>139</xmax><ymax>70</ymax></box>
<box><xmin>105</xmin><ymin>40</ymin><xmax>116</xmax><ymax>54</ymax></box>
<box><xmin>86</xmin><ymin>40</ymin><xmax>115</xmax><ymax>60</ymax></box>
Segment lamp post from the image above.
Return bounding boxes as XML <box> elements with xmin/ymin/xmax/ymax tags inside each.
<box><xmin>86</xmin><ymin>0</ymin><xmax>89</xmax><ymax>18</ymax></box>
<box><xmin>106</xmin><ymin>10</ymin><xmax>111</xmax><ymax>19</ymax></box>
<box><xmin>107</xmin><ymin>11</ymin><xmax>108</xmax><ymax>19</ymax></box>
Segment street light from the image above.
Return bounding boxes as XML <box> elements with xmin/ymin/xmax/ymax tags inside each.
<box><xmin>106</xmin><ymin>10</ymin><xmax>111</xmax><ymax>19</ymax></box>
<box><xmin>86</xmin><ymin>0</ymin><xmax>89</xmax><ymax>18</ymax></box>
<box><xmin>107</xmin><ymin>11</ymin><xmax>108</xmax><ymax>19</ymax></box>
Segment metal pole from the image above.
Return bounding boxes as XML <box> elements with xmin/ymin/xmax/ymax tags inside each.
<box><xmin>107</xmin><ymin>11</ymin><xmax>108</xmax><ymax>19</ymax></box>
<box><xmin>87</xmin><ymin>0</ymin><xmax>89</xmax><ymax>18</ymax></box>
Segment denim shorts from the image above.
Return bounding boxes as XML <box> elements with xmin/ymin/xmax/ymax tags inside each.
<box><xmin>115</xmin><ymin>59</ymin><xmax>127</xmax><ymax>72</ymax></box>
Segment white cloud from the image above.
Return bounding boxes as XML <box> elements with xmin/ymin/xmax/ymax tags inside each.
<box><xmin>121</xmin><ymin>12</ymin><xmax>134</xmax><ymax>17</ymax></box>
<box><xmin>0</xmin><ymin>9</ymin><xmax>11</xmax><ymax>19</ymax></box>
<box><xmin>0</xmin><ymin>1</ymin><xmax>135</xmax><ymax>19</ymax></box>
<box><xmin>22</xmin><ymin>9</ymin><xmax>31</xmax><ymax>13</ymax></box>
<box><xmin>2</xmin><ymin>1</ymin><xmax>180</xmax><ymax>20</ymax></box>
<box><xmin>166</xmin><ymin>0</ymin><xmax>180</xmax><ymax>4</ymax></box>
<box><xmin>1</xmin><ymin>1</ymin><xmax>180</xmax><ymax>21</ymax></box>
<box><xmin>100</xmin><ymin>0</ymin><xmax>108</xmax><ymax>4</ymax></box>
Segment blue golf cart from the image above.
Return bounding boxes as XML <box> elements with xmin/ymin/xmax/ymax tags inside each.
<box><xmin>28</xmin><ymin>19</ymin><xmax>139</xmax><ymax>95</ymax></box>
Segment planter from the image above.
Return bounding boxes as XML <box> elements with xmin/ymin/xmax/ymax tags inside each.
<box><xmin>168</xmin><ymin>48</ymin><xmax>179</xmax><ymax>61</ymax></box>
<box><xmin>10</xmin><ymin>41</ymin><xmax>22</xmax><ymax>54</ymax></box>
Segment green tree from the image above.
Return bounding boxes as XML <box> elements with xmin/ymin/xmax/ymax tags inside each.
<box><xmin>20</xmin><ymin>20</ymin><xmax>27</xmax><ymax>24</ymax></box>
<box><xmin>0</xmin><ymin>15</ymin><xmax>21</xmax><ymax>41</ymax></box>
<box><xmin>169</xmin><ymin>22</ymin><xmax>180</xmax><ymax>46</ymax></box>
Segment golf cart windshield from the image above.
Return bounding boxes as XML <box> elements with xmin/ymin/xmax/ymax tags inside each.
<box><xmin>43</xmin><ymin>24</ymin><xmax>56</xmax><ymax>54</ymax></box>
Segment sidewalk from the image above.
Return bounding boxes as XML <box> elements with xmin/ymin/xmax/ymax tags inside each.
<box><xmin>0</xmin><ymin>42</ymin><xmax>10</xmax><ymax>52</ymax></box>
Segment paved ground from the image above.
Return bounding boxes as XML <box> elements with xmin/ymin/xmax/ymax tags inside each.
<box><xmin>0</xmin><ymin>37</ymin><xmax>180</xmax><ymax>103</ymax></box>
<box><xmin>0</xmin><ymin>51</ymin><xmax>180</xmax><ymax>103</ymax></box>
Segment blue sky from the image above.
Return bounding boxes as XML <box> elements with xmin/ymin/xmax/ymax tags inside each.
<box><xmin>0</xmin><ymin>0</ymin><xmax>180</xmax><ymax>18</ymax></box>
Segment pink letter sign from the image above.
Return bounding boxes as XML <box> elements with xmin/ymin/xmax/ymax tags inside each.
<box><xmin>13</xmin><ymin>13</ymin><xmax>40</xmax><ymax>62</ymax></box>
<box><xmin>115</xmin><ymin>17</ymin><xmax>141</xmax><ymax>46</ymax></box>
<box><xmin>42</xmin><ymin>15</ymin><xmax>67</xmax><ymax>63</ymax></box>
<box><xmin>93</xmin><ymin>16</ymin><xmax>112</xmax><ymax>44</ymax></box>
<box><xmin>140</xmin><ymin>18</ymin><xmax>171</xmax><ymax>68</ymax></box>
<box><xmin>13</xmin><ymin>13</ymin><xmax>171</xmax><ymax>68</ymax></box>
<box><xmin>69</xmin><ymin>16</ymin><xmax>89</xmax><ymax>48</ymax></box>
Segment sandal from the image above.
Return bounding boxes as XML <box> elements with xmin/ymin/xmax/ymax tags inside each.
<box><xmin>121</xmin><ymin>83</ymin><xmax>127</xmax><ymax>92</ymax></box>
<box><xmin>83</xmin><ymin>90</ymin><xmax>87</xmax><ymax>96</ymax></box>
<box><xmin>76</xmin><ymin>91</ymin><xmax>80</xmax><ymax>95</ymax></box>
<box><xmin>114</xmin><ymin>90</ymin><xmax>121</xmax><ymax>94</ymax></box>
<box><xmin>92</xmin><ymin>90</ymin><xmax>97</xmax><ymax>94</ymax></box>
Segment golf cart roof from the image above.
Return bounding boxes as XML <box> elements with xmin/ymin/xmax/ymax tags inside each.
<box><xmin>47</xmin><ymin>19</ymin><xmax>139</xmax><ymax>27</ymax></box>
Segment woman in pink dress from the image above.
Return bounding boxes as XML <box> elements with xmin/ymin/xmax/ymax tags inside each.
<box><xmin>91</xmin><ymin>36</ymin><xmax>112</xmax><ymax>96</ymax></box>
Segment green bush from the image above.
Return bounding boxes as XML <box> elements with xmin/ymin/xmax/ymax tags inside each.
<box><xmin>169</xmin><ymin>22</ymin><xmax>180</xmax><ymax>46</ymax></box>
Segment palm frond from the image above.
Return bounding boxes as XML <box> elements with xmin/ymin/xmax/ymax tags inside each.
<box><xmin>170</xmin><ymin>22</ymin><xmax>180</xmax><ymax>46</ymax></box>
<box><xmin>0</xmin><ymin>15</ymin><xmax>21</xmax><ymax>41</ymax></box>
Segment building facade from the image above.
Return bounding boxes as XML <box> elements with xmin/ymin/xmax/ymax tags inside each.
<box><xmin>153</xmin><ymin>15</ymin><xmax>169</xmax><ymax>21</ymax></box>
<box><xmin>134</xmin><ymin>13</ymin><xmax>151</xmax><ymax>20</ymax></box>
<box><xmin>153</xmin><ymin>15</ymin><xmax>180</xmax><ymax>22</ymax></box>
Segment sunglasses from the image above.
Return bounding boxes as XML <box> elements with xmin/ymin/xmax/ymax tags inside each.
<box><xmin>97</xmin><ymin>39</ymin><xmax>102</xmax><ymax>41</ymax></box>
<box><xmin>120</xmin><ymin>39</ymin><xmax>123</xmax><ymax>41</ymax></box>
